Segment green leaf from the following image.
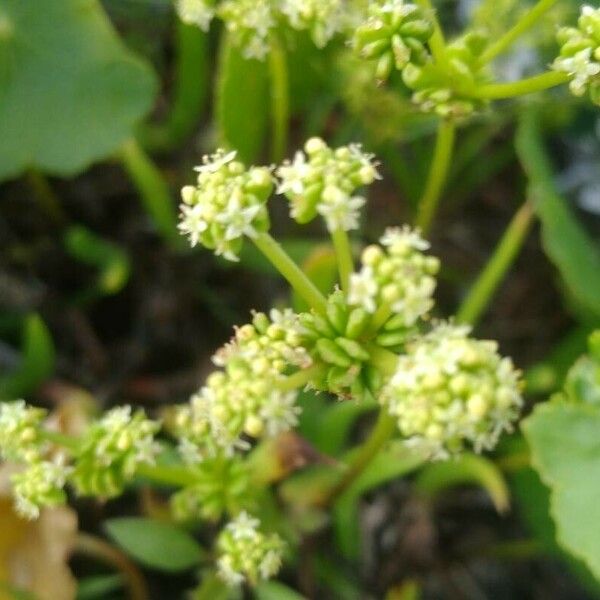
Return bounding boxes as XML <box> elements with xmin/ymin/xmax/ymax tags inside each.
<box><xmin>0</xmin><ymin>313</ymin><xmax>55</xmax><ymax>399</ymax></box>
<box><xmin>104</xmin><ymin>517</ymin><xmax>205</xmax><ymax>572</ymax></box>
<box><xmin>215</xmin><ymin>33</ymin><xmax>269</xmax><ymax>163</ymax></box>
<box><xmin>76</xmin><ymin>574</ymin><xmax>123</xmax><ymax>600</ymax></box>
<box><xmin>0</xmin><ymin>0</ymin><xmax>157</xmax><ymax>181</ymax></box>
<box><xmin>254</xmin><ymin>581</ymin><xmax>306</xmax><ymax>600</ymax></box>
<box><xmin>515</xmin><ymin>110</ymin><xmax>600</xmax><ymax>321</ymax></box>
<box><xmin>523</xmin><ymin>401</ymin><xmax>600</xmax><ymax>581</ymax></box>
<box><xmin>415</xmin><ymin>453</ymin><xmax>510</xmax><ymax>513</ymax></box>
<box><xmin>64</xmin><ymin>225</ymin><xmax>131</xmax><ymax>299</ymax></box>
<box><xmin>333</xmin><ymin>442</ymin><xmax>426</xmax><ymax>559</ymax></box>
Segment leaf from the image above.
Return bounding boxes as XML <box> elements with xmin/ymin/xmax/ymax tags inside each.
<box><xmin>76</xmin><ymin>574</ymin><xmax>123</xmax><ymax>600</ymax></box>
<box><xmin>333</xmin><ymin>442</ymin><xmax>426</xmax><ymax>559</ymax></box>
<box><xmin>0</xmin><ymin>0</ymin><xmax>157</xmax><ymax>181</ymax></box>
<box><xmin>104</xmin><ymin>518</ymin><xmax>205</xmax><ymax>572</ymax></box>
<box><xmin>0</xmin><ymin>313</ymin><xmax>55</xmax><ymax>399</ymax></box>
<box><xmin>415</xmin><ymin>453</ymin><xmax>510</xmax><ymax>513</ymax></box>
<box><xmin>64</xmin><ymin>226</ymin><xmax>131</xmax><ymax>299</ymax></box>
<box><xmin>254</xmin><ymin>581</ymin><xmax>306</xmax><ymax>600</ymax></box>
<box><xmin>523</xmin><ymin>402</ymin><xmax>600</xmax><ymax>580</ymax></box>
<box><xmin>515</xmin><ymin>110</ymin><xmax>600</xmax><ymax>321</ymax></box>
<box><xmin>215</xmin><ymin>33</ymin><xmax>269</xmax><ymax>163</ymax></box>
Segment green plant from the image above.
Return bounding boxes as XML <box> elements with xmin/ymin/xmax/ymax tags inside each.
<box><xmin>3</xmin><ymin>0</ymin><xmax>600</xmax><ymax>597</ymax></box>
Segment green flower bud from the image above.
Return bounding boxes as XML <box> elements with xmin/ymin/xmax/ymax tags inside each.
<box><xmin>352</xmin><ymin>0</ymin><xmax>434</xmax><ymax>81</ymax></box>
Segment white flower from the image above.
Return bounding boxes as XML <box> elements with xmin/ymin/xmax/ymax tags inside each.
<box><xmin>317</xmin><ymin>188</ymin><xmax>366</xmax><ymax>231</ymax></box>
<box><xmin>175</xmin><ymin>0</ymin><xmax>215</xmax><ymax>31</ymax></box>
<box><xmin>380</xmin><ymin>225</ymin><xmax>429</xmax><ymax>252</ymax></box>
<box><xmin>555</xmin><ymin>49</ymin><xmax>600</xmax><ymax>96</ymax></box>
<box><xmin>276</xmin><ymin>151</ymin><xmax>312</xmax><ymax>196</ymax></box>
<box><xmin>348</xmin><ymin>267</ymin><xmax>378</xmax><ymax>313</ymax></box>
<box><xmin>194</xmin><ymin>149</ymin><xmax>237</xmax><ymax>174</ymax></box>
<box><xmin>259</xmin><ymin>391</ymin><xmax>302</xmax><ymax>436</ymax></box>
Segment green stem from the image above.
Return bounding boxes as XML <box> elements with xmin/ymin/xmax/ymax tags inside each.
<box><xmin>414</xmin><ymin>0</ymin><xmax>448</xmax><ymax>66</ymax></box>
<box><xmin>322</xmin><ymin>409</ymin><xmax>397</xmax><ymax>506</ymax></box>
<box><xmin>252</xmin><ymin>232</ymin><xmax>328</xmax><ymax>314</ymax></box>
<box><xmin>27</xmin><ymin>170</ymin><xmax>67</xmax><ymax>226</ymax></box>
<box><xmin>331</xmin><ymin>228</ymin><xmax>354</xmax><ymax>294</ymax></box>
<box><xmin>119</xmin><ymin>139</ymin><xmax>180</xmax><ymax>246</ymax></box>
<box><xmin>268</xmin><ymin>36</ymin><xmax>289</xmax><ymax>163</ymax></box>
<box><xmin>415</xmin><ymin>120</ymin><xmax>455</xmax><ymax>233</ymax></box>
<box><xmin>479</xmin><ymin>0</ymin><xmax>558</xmax><ymax>65</ymax></box>
<box><xmin>277</xmin><ymin>364</ymin><xmax>327</xmax><ymax>392</ymax></box>
<box><xmin>43</xmin><ymin>430</ymin><xmax>80</xmax><ymax>451</ymax></box>
<box><xmin>136</xmin><ymin>463</ymin><xmax>198</xmax><ymax>487</ymax></box>
<box><xmin>139</xmin><ymin>22</ymin><xmax>208</xmax><ymax>153</ymax></box>
<box><xmin>472</xmin><ymin>71</ymin><xmax>569</xmax><ymax>99</ymax></box>
<box><xmin>457</xmin><ymin>202</ymin><xmax>533</xmax><ymax>326</ymax></box>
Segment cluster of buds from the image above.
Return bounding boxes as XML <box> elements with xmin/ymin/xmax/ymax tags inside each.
<box><xmin>380</xmin><ymin>323</ymin><xmax>523</xmax><ymax>459</ymax></box>
<box><xmin>178</xmin><ymin>150</ymin><xmax>273</xmax><ymax>261</ymax></box>
<box><xmin>175</xmin><ymin>0</ymin><xmax>215</xmax><ymax>31</ymax></box>
<box><xmin>279</xmin><ymin>0</ymin><xmax>345</xmax><ymax>48</ymax></box>
<box><xmin>216</xmin><ymin>511</ymin><xmax>285</xmax><ymax>586</ymax></box>
<box><xmin>11</xmin><ymin>460</ymin><xmax>70</xmax><ymax>520</ymax></box>
<box><xmin>403</xmin><ymin>32</ymin><xmax>490</xmax><ymax>118</ymax></box>
<box><xmin>348</xmin><ymin>226</ymin><xmax>439</xmax><ymax>327</ymax></box>
<box><xmin>171</xmin><ymin>456</ymin><xmax>250</xmax><ymax>522</ymax></box>
<box><xmin>553</xmin><ymin>6</ymin><xmax>600</xmax><ymax>105</ymax></box>
<box><xmin>174</xmin><ymin>310</ymin><xmax>307</xmax><ymax>462</ymax></box>
<box><xmin>71</xmin><ymin>406</ymin><xmax>161</xmax><ymax>497</ymax></box>
<box><xmin>0</xmin><ymin>400</ymin><xmax>47</xmax><ymax>463</ymax></box>
<box><xmin>276</xmin><ymin>137</ymin><xmax>380</xmax><ymax>231</ymax></box>
<box><xmin>352</xmin><ymin>0</ymin><xmax>434</xmax><ymax>81</ymax></box>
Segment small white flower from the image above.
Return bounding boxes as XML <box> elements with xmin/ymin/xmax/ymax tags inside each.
<box><xmin>380</xmin><ymin>225</ymin><xmax>429</xmax><ymax>252</ymax></box>
<box><xmin>317</xmin><ymin>190</ymin><xmax>366</xmax><ymax>232</ymax></box>
<box><xmin>175</xmin><ymin>0</ymin><xmax>215</xmax><ymax>31</ymax></box>
<box><xmin>348</xmin><ymin>267</ymin><xmax>378</xmax><ymax>313</ymax></box>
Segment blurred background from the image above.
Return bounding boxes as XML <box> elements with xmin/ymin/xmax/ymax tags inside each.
<box><xmin>1</xmin><ymin>0</ymin><xmax>600</xmax><ymax>598</ymax></box>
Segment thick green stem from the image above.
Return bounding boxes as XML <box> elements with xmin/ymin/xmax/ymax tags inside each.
<box><xmin>472</xmin><ymin>71</ymin><xmax>569</xmax><ymax>99</ymax></box>
<box><xmin>457</xmin><ymin>202</ymin><xmax>533</xmax><ymax>326</ymax></box>
<box><xmin>322</xmin><ymin>409</ymin><xmax>397</xmax><ymax>506</ymax></box>
<box><xmin>416</xmin><ymin>120</ymin><xmax>455</xmax><ymax>233</ymax></box>
<box><xmin>479</xmin><ymin>0</ymin><xmax>558</xmax><ymax>65</ymax></box>
<box><xmin>252</xmin><ymin>232</ymin><xmax>328</xmax><ymax>314</ymax></box>
<box><xmin>268</xmin><ymin>37</ymin><xmax>289</xmax><ymax>163</ymax></box>
<box><xmin>119</xmin><ymin>139</ymin><xmax>180</xmax><ymax>246</ymax></box>
<box><xmin>277</xmin><ymin>364</ymin><xmax>327</xmax><ymax>392</ymax></box>
<box><xmin>331</xmin><ymin>228</ymin><xmax>354</xmax><ymax>294</ymax></box>
<box><xmin>139</xmin><ymin>22</ymin><xmax>208</xmax><ymax>153</ymax></box>
<box><xmin>136</xmin><ymin>463</ymin><xmax>198</xmax><ymax>487</ymax></box>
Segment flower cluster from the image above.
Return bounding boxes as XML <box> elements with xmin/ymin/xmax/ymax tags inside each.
<box><xmin>553</xmin><ymin>6</ymin><xmax>600</xmax><ymax>105</ymax></box>
<box><xmin>175</xmin><ymin>0</ymin><xmax>215</xmax><ymax>31</ymax></box>
<box><xmin>11</xmin><ymin>460</ymin><xmax>70</xmax><ymax>520</ymax></box>
<box><xmin>216</xmin><ymin>512</ymin><xmax>285</xmax><ymax>586</ymax></box>
<box><xmin>352</xmin><ymin>0</ymin><xmax>434</xmax><ymax>81</ymax></box>
<box><xmin>380</xmin><ymin>323</ymin><xmax>523</xmax><ymax>459</ymax></box>
<box><xmin>0</xmin><ymin>400</ymin><xmax>47</xmax><ymax>463</ymax></box>
<box><xmin>276</xmin><ymin>137</ymin><xmax>380</xmax><ymax>231</ymax></box>
<box><xmin>71</xmin><ymin>406</ymin><xmax>161</xmax><ymax>497</ymax></box>
<box><xmin>174</xmin><ymin>310</ymin><xmax>306</xmax><ymax>462</ymax></box>
<box><xmin>280</xmin><ymin>0</ymin><xmax>344</xmax><ymax>48</ymax></box>
<box><xmin>178</xmin><ymin>150</ymin><xmax>273</xmax><ymax>261</ymax></box>
<box><xmin>218</xmin><ymin>0</ymin><xmax>275</xmax><ymax>60</ymax></box>
<box><xmin>348</xmin><ymin>226</ymin><xmax>439</xmax><ymax>326</ymax></box>
<box><xmin>403</xmin><ymin>31</ymin><xmax>490</xmax><ymax>118</ymax></box>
